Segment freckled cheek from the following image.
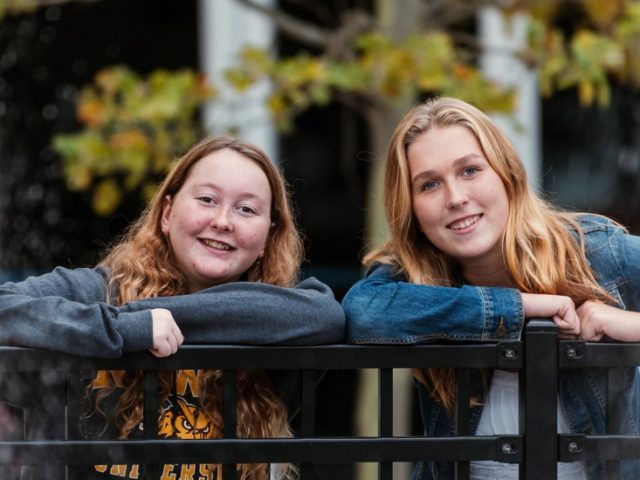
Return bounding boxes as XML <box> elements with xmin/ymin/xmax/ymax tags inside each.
<box><xmin>413</xmin><ymin>203</ymin><xmax>439</xmax><ymax>230</ymax></box>
<box><xmin>175</xmin><ymin>212</ymin><xmax>210</xmax><ymax>234</ymax></box>
<box><xmin>238</xmin><ymin>225</ymin><xmax>270</xmax><ymax>249</ymax></box>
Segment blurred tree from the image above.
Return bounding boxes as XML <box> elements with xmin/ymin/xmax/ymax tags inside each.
<box><xmin>52</xmin><ymin>66</ymin><xmax>213</xmax><ymax>216</ymax></box>
<box><xmin>3</xmin><ymin>0</ymin><xmax>640</xmax><ymax>230</ymax></box>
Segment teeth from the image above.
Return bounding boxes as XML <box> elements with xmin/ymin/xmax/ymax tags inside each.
<box><xmin>202</xmin><ymin>239</ymin><xmax>232</xmax><ymax>250</ymax></box>
<box><xmin>449</xmin><ymin>215</ymin><xmax>480</xmax><ymax>230</ymax></box>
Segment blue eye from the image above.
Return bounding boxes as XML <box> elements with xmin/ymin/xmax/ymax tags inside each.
<box><xmin>462</xmin><ymin>167</ymin><xmax>479</xmax><ymax>176</ymax></box>
<box><xmin>421</xmin><ymin>180</ymin><xmax>440</xmax><ymax>192</ymax></box>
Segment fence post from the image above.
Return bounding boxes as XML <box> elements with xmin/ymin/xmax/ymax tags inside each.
<box><xmin>520</xmin><ymin>320</ymin><xmax>558</xmax><ymax>479</ymax></box>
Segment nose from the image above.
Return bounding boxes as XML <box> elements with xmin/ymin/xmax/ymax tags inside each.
<box><xmin>210</xmin><ymin>205</ymin><xmax>233</xmax><ymax>231</ymax></box>
<box><xmin>445</xmin><ymin>182</ymin><xmax>469</xmax><ymax>209</ymax></box>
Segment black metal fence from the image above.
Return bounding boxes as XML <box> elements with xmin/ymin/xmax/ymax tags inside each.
<box><xmin>1</xmin><ymin>320</ymin><xmax>640</xmax><ymax>479</ymax></box>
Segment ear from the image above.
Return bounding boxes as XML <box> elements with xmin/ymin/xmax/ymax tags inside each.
<box><xmin>160</xmin><ymin>195</ymin><xmax>173</xmax><ymax>235</ymax></box>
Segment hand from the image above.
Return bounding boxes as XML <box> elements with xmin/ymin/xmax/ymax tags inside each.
<box><xmin>521</xmin><ymin>293</ymin><xmax>580</xmax><ymax>337</ymax></box>
<box><xmin>577</xmin><ymin>301</ymin><xmax>640</xmax><ymax>342</ymax></box>
<box><xmin>149</xmin><ymin>308</ymin><xmax>184</xmax><ymax>357</ymax></box>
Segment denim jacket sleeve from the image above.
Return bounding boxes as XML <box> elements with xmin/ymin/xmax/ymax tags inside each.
<box><xmin>614</xmin><ymin>226</ymin><xmax>640</xmax><ymax>311</ymax></box>
<box><xmin>343</xmin><ymin>264</ymin><xmax>524</xmax><ymax>344</ymax></box>
<box><xmin>581</xmin><ymin>215</ymin><xmax>640</xmax><ymax>312</ymax></box>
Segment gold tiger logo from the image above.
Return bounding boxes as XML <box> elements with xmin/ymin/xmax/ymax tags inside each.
<box><xmin>158</xmin><ymin>398</ymin><xmax>215</xmax><ymax>440</ymax></box>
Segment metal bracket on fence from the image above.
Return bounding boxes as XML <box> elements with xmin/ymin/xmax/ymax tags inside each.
<box><xmin>497</xmin><ymin>342</ymin><xmax>522</xmax><ymax>369</ymax></box>
<box><xmin>559</xmin><ymin>435</ymin><xmax>585</xmax><ymax>462</ymax></box>
<box><xmin>562</xmin><ymin>342</ymin><xmax>585</xmax><ymax>362</ymax></box>
<box><xmin>495</xmin><ymin>436</ymin><xmax>523</xmax><ymax>463</ymax></box>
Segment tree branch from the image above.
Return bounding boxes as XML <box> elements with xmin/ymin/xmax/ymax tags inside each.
<box><xmin>5</xmin><ymin>0</ymin><xmax>100</xmax><ymax>13</ymax></box>
<box><xmin>421</xmin><ymin>0</ymin><xmax>500</xmax><ymax>30</ymax></box>
<box><xmin>235</xmin><ymin>0</ymin><xmax>331</xmax><ymax>49</ymax></box>
<box><xmin>234</xmin><ymin>0</ymin><xmax>375</xmax><ymax>59</ymax></box>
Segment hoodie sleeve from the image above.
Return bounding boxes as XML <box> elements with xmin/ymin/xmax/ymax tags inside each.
<box><xmin>0</xmin><ymin>267</ymin><xmax>152</xmax><ymax>358</ymax></box>
<box><xmin>118</xmin><ymin>277</ymin><xmax>346</xmax><ymax>345</ymax></box>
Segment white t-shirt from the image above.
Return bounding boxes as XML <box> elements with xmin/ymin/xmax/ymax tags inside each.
<box><xmin>470</xmin><ymin>370</ymin><xmax>587</xmax><ymax>480</ymax></box>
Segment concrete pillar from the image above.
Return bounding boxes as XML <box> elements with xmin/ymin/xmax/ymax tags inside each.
<box><xmin>198</xmin><ymin>0</ymin><xmax>277</xmax><ymax>160</ymax></box>
<box><xmin>479</xmin><ymin>6</ymin><xmax>541</xmax><ymax>189</ymax></box>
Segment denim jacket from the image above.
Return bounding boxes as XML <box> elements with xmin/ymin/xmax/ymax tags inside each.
<box><xmin>343</xmin><ymin>215</ymin><xmax>640</xmax><ymax>479</ymax></box>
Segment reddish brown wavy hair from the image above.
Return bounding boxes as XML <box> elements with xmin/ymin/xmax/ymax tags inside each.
<box><xmin>91</xmin><ymin>135</ymin><xmax>303</xmax><ymax>479</ymax></box>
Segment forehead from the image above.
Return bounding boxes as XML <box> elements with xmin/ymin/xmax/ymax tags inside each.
<box><xmin>407</xmin><ymin>125</ymin><xmax>483</xmax><ymax>164</ymax></box>
<box><xmin>185</xmin><ymin>149</ymin><xmax>272</xmax><ymax>200</ymax></box>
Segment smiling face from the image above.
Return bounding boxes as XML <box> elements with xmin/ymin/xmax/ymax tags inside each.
<box><xmin>160</xmin><ymin>149</ymin><xmax>273</xmax><ymax>292</ymax></box>
<box><xmin>408</xmin><ymin>125</ymin><xmax>510</xmax><ymax>275</ymax></box>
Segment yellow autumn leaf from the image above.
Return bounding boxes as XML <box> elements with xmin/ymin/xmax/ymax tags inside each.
<box><xmin>578</xmin><ymin>80</ymin><xmax>595</xmax><ymax>105</ymax></box>
<box><xmin>93</xmin><ymin>179</ymin><xmax>123</xmax><ymax>217</ymax></box>
<box><xmin>581</xmin><ymin>0</ymin><xmax>625</xmax><ymax>30</ymax></box>
<box><xmin>64</xmin><ymin>162</ymin><xmax>92</xmax><ymax>191</ymax></box>
<box><xmin>142</xmin><ymin>181</ymin><xmax>159</xmax><ymax>204</ymax></box>
<box><xmin>77</xmin><ymin>97</ymin><xmax>105</xmax><ymax>127</ymax></box>
<box><xmin>268</xmin><ymin>94</ymin><xmax>286</xmax><ymax>115</ymax></box>
<box><xmin>110</xmin><ymin>128</ymin><xmax>148</xmax><ymax>151</ymax></box>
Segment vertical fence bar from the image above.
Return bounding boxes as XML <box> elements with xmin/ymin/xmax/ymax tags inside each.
<box><xmin>606</xmin><ymin>368</ymin><xmax>624</xmax><ymax>479</ymax></box>
<box><xmin>521</xmin><ymin>320</ymin><xmax>558</xmax><ymax>480</ymax></box>
<box><xmin>65</xmin><ymin>371</ymin><xmax>83</xmax><ymax>480</ymax></box>
<box><xmin>379</xmin><ymin>368</ymin><xmax>393</xmax><ymax>480</ymax></box>
<box><xmin>300</xmin><ymin>369</ymin><xmax>317</xmax><ymax>479</ymax></box>
<box><xmin>223</xmin><ymin>369</ymin><xmax>238</xmax><ymax>480</ymax></box>
<box><xmin>455</xmin><ymin>368</ymin><xmax>471</xmax><ymax>480</ymax></box>
<box><xmin>144</xmin><ymin>370</ymin><xmax>160</xmax><ymax>479</ymax></box>
<box><xmin>65</xmin><ymin>371</ymin><xmax>82</xmax><ymax>440</ymax></box>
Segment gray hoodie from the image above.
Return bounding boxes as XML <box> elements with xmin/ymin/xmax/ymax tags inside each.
<box><xmin>0</xmin><ymin>266</ymin><xmax>346</xmax><ymax>358</ymax></box>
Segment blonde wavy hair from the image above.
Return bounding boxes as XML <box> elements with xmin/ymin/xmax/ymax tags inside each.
<box><xmin>92</xmin><ymin>135</ymin><xmax>303</xmax><ymax>479</ymax></box>
<box><xmin>365</xmin><ymin>97</ymin><xmax>614</xmax><ymax>411</ymax></box>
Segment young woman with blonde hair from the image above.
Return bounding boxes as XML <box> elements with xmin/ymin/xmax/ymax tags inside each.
<box><xmin>343</xmin><ymin>97</ymin><xmax>640</xmax><ymax>479</ymax></box>
<box><xmin>0</xmin><ymin>135</ymin><xmax>345</xmax><ymax>479</ymax></box>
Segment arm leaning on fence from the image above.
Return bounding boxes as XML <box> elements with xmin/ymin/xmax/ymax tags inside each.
<box><xmin>0</xmin><ymin>266</ymin><xmax>152</xmax><ymax>358</ymax></box>
<box><xmin>343</xmin><ymin>263</ymin><xmax>524</xmax><ymax>344</ymax></box>
<box><xmin>119</xmin><ymin>276</ymin><xmax>346</xmax><ymax>345</ymax></box>
<box><xmin>0</xmin><ymin>267</ymin><xmax>345</xmax><ymax>359</ymax></box>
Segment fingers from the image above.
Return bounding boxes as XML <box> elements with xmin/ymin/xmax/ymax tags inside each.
<box><xmin>150</xmin><ymin>308</ymin><xmax>184</xmax><ymax>358</ymax></box>
<box><xmin>173</xmin><ymin>322</ymin><xmax>185</xmax><ymax>345</ymax></box>
<box><xmin>554</xmin><ymin>313</ymin><xmax>580</xmax><ymax>336</ymax></box>
<box><xmin>150</xmin><ymin>337</ymin><xmax>179</xmax><ymax>358</ymax></box>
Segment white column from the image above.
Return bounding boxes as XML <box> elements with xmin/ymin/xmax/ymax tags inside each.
<box><xmin>198</xmin><ymin>0</ymin><xmax>277</xmax><ymax>160</ymax></box>
<box><xmin>479</xmin><ymin>6</ymin><xmax>541</xmax><ymax>189</ymax></box>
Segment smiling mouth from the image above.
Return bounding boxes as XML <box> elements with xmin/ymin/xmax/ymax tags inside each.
<box><xmin>447</xmin><ymin>214</ymin><xmax>482</xmax><ymax>231</ymax></box>
<box><xmin>201</xmin><ymin>238</ymin><xmax>235</xmax><ymax>250</ymax></box>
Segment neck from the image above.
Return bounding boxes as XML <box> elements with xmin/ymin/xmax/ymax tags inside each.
<box><xmin>460</xmin><ymin>253</ymin><xmax>512</xmax><ymax>287</ymax></box>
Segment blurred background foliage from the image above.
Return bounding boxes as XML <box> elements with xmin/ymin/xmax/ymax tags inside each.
<box><xmin>0</xmin><ymin>0</ymin><xmax>639</xmax><ymax>268</ymax></box>
<box><xmin>52</xmin><ymin>66</ymin><xmax>213</xmax><ymax>215</ymax></box>
<box><xmin>4</xmin><ymin>0</ymin><xmax>640</xmax><ymax>218</ymax></box>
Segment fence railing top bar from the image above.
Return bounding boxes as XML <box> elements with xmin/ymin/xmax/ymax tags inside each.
<box><xmin>559</xmin><ymin>341</ymin><xmax>640</xmax><ymax>368</ymax></box>
<box><xmin>559</xmin><ymin>435</ymin><xmax>640</xmax><ymax>461</ymax></box>
<box><xmin>0</xmin><ymin>436</ymin><xmax>523</xmax><ymax>465</ymax></box>
<box><xmin>0</xmin><ymin>343</ymin><xmax>521</xmax><ymax>371</ymax></box>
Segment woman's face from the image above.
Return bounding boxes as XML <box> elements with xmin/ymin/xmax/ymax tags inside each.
<box><xmin>407</xmin><ymin>125</ymin><xmax>509</xmax><ymax>272</ymax></box>
<box><xmin>161</xmin><ymin>149</ymin><xmax>273</xmax><ymax>291</ymax></box>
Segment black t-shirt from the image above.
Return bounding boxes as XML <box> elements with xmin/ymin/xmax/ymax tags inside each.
<box><xmin>81</xmin><ymin>369</ymin><xmax>220</xmax><ymax>480</ymax></box>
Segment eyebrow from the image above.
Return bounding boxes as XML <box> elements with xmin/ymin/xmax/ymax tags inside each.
<box><xmin>191</xmin><ymin>183</ymin><xmax>268</xmax><ymax>202</ymax></box>
<box><xmin>411</xmin><ymin>153</ymin><xmax>484</xmax><ymax>185</ymax></box>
